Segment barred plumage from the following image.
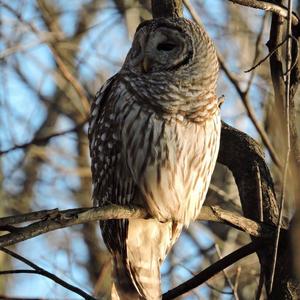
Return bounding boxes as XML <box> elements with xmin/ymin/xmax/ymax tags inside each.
<box><xmin>89</xmin><ymin>17</ymin><xmax>221</xmax><ymax>299</ymax></box>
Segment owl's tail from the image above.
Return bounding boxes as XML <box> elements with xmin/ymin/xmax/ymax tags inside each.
<box><xmin>111</xmin><ymin>219</ymin><xmax>182</xmax><ymax>300</ymax></box>
<box><xmin>111</xmin><ymin>253</ymin><xmax>160</xmax><ymax>300</ymax></box>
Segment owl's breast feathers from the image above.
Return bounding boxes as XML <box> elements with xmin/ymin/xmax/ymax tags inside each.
<box><xmin>115</xmin><ymin>80</ymin><xmax>221</xmax><ymax>226</ymax></box>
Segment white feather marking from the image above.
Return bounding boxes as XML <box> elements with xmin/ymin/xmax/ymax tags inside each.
<box><xmin>90</xmin><ymin>135</ymin><xmax>96</xmax><ymax>150</ymax></box>
<box><xmin>91</xmin><ymin>106</ymin><xmax>99</xmax><ymax>117</ymax></box>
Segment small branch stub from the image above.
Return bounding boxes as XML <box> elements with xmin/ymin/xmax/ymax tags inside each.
<box><xmin>151</xmin><ymin>0</ymin><xmax>183</xmax><ymax>18</ymax></box>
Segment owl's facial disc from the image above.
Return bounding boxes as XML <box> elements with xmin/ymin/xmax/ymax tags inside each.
<box><xmin>128</xmin><ymin>26</ymin><xmax>193</xmax><ymax>74</ymax></box>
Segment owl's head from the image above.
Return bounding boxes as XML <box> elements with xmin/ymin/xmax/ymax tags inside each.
<box><xmin>122</xmin><ymin>18</ymin><xmax>218</xmax><ymax>91</ymax></box>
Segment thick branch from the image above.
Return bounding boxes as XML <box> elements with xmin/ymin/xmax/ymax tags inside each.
<box><xmin>218</xmin><ymin>122</ymin><xmax>278</xmax><ymax>285</ymax></box>
<box><xmin>162</xmin><ymin>241</ymin><xmax>265</xmax><ymax>299</ymax></box>
<box><xmin>151</xmin><ymin>0</ymin><xmax>183</xmax><ymax>18</ymax></box>
<box><xmin>0</xmin><ymin>204</ymin><xmax>276</xmax><ymax>248</ymax></box>
<box><xmin>218</xmin><ymin>122</ymin><xmax>299</xmax><ymax>298</ymax></box>
<box><xmin>218</xmin><ymin>122</ymin><xmax>278</xmax><ymax>224</ymax></box>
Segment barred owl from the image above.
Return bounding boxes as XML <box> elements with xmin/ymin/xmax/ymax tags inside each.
<box><xmin>89</xmin><ymin>17</ymin><xmax>220</xmax><ymax>299</ymax></box>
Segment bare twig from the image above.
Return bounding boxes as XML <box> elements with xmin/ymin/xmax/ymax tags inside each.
<box><xmin>218</xmin><ymin>55</ymin><xmax>281</xmax><ymax>167</ymax></box>
<box><xmin>0</xmin><ymin>296</ymin><xmax>55</xmax><ymax>300</ymax></box>
<box><xmin>228</xmin><ymin>0</ymin><xmax>299</xmax><ymax>25</ymax></box>
<box><xmin>205</xmin><ymin>283</ymin><xmax>234</xmax><ymax>295</ymax></box>
<box><xmin>50</xmin><ymin>47</ymin><xmax>90</xmax><ymax>117</ymax></box>
<box><xmin>283</xmin><ymin>34</ymin><xmax>299</xmax><ymax>76</ymax></box>
<box><xmin>245</xmin><ymin>13</ymin><xmax>267</xmax><ymax>93</ymax></box>
<box><xmin>245</xmin><ymin>37</ymin><xmax>287</xmax><ymax>73</ymax></box>
<box><xmin>0</xmin><ymin>269</ymin><xmax>38</xmax><ymax>275</ymax></box>
<box><xmin>0</xmin><ymin>248</ymin><xmax>96</xmax><ymax>300</ymax></box>
<box><xmin>215</xmin><ymin>244</ymin><xmax>239</xmax><ymax>300</ymax></box>
<box><xmin>0</xmin><ymin>120</ymin><xmax>87</xmax><ymax>156</ymax></box>
<box><xmin>183</xmin><ymin>0</ymin><xmax>203</xmax><ymax>26</ymax></box>
<box><xmin>0</xmin><ymin>32</ymin><xmax>64</xmax><ymax>60</ymax></box>
<box><xmin>245</xmin><ymin>35</ymin><xmax>299</xmax><ymax>75</ymax></box>
<box><xmin>234</xmin><ymin>267</ymin><xmax>242</xmax><ymax>298</ymax></box>
<box><xmin>1</xmin><ymin>1</ymin><xmax>90</xmax><ymax>119</ymax></box>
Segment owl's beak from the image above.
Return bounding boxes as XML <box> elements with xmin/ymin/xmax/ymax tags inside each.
<box><xmin>142</xmin><ymin>57</ymin><xmax>150</xmax><ymax>73</ymax></box>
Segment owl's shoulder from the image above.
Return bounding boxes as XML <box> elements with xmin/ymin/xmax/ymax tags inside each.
<box><xmin>88</xmin><ymin>75</ymin><xmax>118</xmax><ymax>136</ymax></box>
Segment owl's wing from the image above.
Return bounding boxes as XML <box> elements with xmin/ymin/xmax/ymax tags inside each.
<box><xmin>88</xmin><ymin>75</ymin><xmax>117</xmax><ymax>151</ymax></box>
<box><xmin>88</xmin><ymin>73</ymin><xmax>136</xmax><ymax>260</ymax></box>
<box><xmin>89</xmin><ymin>77</ymin><xmax>175</xmax><ymax>299</ymax></box>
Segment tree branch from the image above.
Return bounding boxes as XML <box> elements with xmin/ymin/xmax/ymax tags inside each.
<box><xmin>162</xmin><ymin>241</ymin><xmax>265</xmax><ymax>299</ymax></box>
<box><xmin>0</xmin><ymin>247</ymin><xmax>96</xmax><ymax>300</ymax></box>
<box><xmin>228</xmin><ymin>0</ymin><xmax>299</xmax><ymax>25</ymax></box>
<box><xmin>0</xmin><ymin>296</ymin><xmax>50</xmax><ymax>300</ymax></box>
<box><xmin>0</xmin><ymin>204</ymin><xmax>278</xmax><ymax>248</ymax></box>
<box><xmin>217</xmin><ymin>55</ymin><xmax>281</xmax><ymax>167</ymax></box>
<box><xmin>151</xmin><ymin>0</ymin><xmax>183</xmax><ymax>18</ymax></box>
<box><xmin>0</xmin><ymin>120</ymin><xmax>87</xmax><ymax>156</ymax></box>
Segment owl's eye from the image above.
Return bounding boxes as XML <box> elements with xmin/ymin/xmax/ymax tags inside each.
<box><xmin>157</xmin><ymin>42</ymin><xmax>176</xmax><ymax>51</ymax></box>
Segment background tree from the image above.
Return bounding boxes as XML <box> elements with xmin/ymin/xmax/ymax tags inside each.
<box><xmin>0</xmin><ymin>0</ymin><xmax>299</xmax><ymax>299</ymax></box>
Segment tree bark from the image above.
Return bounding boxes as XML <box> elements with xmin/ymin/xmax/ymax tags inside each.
<box><xmin>151</xmin><ymin>0</ymin><xmax>183</xmax><ymax>18</ymax></box>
